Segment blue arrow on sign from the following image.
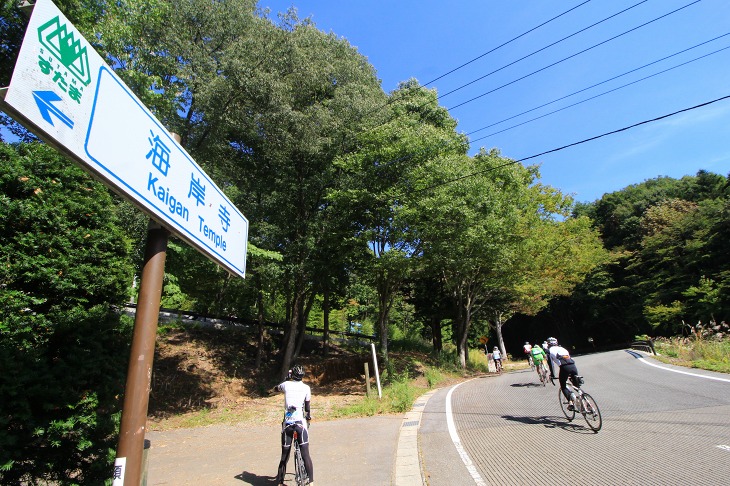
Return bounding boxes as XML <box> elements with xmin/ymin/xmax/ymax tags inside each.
<box><xmin>32</xmin><ymin>90</ymin><xmax>74</xmax><ymax>129</ymax></box>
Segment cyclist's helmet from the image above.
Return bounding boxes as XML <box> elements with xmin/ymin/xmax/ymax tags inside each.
<box><xmin>291</xmin><ymin>364</ymin><xmax>304</xmax><ymax>381</ymax></box>
<box><xmin>547</xmin><ymin>337</ymin><xmax>558</xmax><ymax>347</ymax></box>
<box><xmin>493</xmin><ymin>346</ymin><xmax>498</xmax><ymax>350</ymax></box>
<box><xmin>524</xmin><ymin>341</ymin><xmax>530</xmax><ymax>345</ymax></box>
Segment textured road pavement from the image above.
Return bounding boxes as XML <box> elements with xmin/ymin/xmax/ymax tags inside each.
<box><xmin>420</xmin><ymin>350</ymin><xmax>730</xmax><ymax>485</ymax></box>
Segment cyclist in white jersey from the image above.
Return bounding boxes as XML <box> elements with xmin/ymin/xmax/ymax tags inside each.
<box><xmin>546</xmin><ymin>337</ymin><xmax>580</xmax><ymax>411</ymax></box>
<box><xmin>273</xmin><ymin>364</ymin><xmax>314</xmax><ymax>485</ymax></box>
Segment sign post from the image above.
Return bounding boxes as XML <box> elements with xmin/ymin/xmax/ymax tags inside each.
<box><xmin>1</xmin><ymin>1</ymin><xmax>249</xmax><ymax>484</ymax></box>
<box><xmin>114</xmin><ymin>221</ymin><xmax>169</xmax><ymax>486</ymax></box>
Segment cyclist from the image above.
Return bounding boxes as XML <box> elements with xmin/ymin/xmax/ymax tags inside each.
<box><xmin>273</xmin><ymin>364</ymin><xmax>314</xmax><ymax>486</ymax></box>
<box><xmin>530</xmin><ymin>343</ymin><xmax>548</xmax><ymax>379</ymax></box>
<box><xmin>546</xmin><ymin>337</ymin><xmax>579</xmax><ymax>411</ymax></box>
<box><xmin>492</xmin><ymin>346</ymin><xmax>503</xmax><ymax>371</ymax></box>
<box><xmin>522</xmin><ymin>341</ymin><xmax>534</xmax><ymax>369</ymax></box>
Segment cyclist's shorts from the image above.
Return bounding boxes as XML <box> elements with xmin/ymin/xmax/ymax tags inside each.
<box><xmin>281</xmin><ymin>422</ymin><xmax>309</xmax><ymax>447</ymax></box>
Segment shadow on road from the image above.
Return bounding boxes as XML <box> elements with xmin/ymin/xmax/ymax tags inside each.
<box><xmin>501</xmin><ymin>414</ymin><xmax>595</xmax><ymax>434</ymax></box>
<box><xmin>234</xmin><ymin>470</ymin><xmax>278</xmax><ymax>485</ymax></box>
<box><xmin>509</xmin><ymin>382</ymin><xmax>543</xmax><ymax>388</ymax></box>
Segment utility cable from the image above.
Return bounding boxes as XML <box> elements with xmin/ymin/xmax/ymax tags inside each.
<box><xmin>417</xmin><ymin>94</ymin><xmax>730</xmax><ymax>193</ymax></box>
<box><xmin>373</xmin><ymin>33</ymin><xmax>729</xmax><ymax>174</ymax></box>
<box><xmin>470</xmin><ymin>42</ymin><xmax>730</xmax><ymax>142</ymax></box>
<box><xmin>437</xmin><ymin>0</ymin><xmax>649</xmax><ymax>100</ymax></box>
<box><xmin>447</xmin><ymin>0</ymin><xmax>701</xmax><ymax>111</ymax></box>
<box><xmin>356</xmin><ymin>1</ymin><xmax>596</xmax><ymax>130</ymax></box>
<box><xmin>423</xmin><ymin>0</ymin><xmax>593</xmax><ymax>87</ymax></box>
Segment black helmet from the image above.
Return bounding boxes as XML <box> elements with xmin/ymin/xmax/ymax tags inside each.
<box><xmin>547</xmin><ymin>337</ymin><xmax>558</xmax><ymax>347</ymax></box>
<box><xmin>291</xmin><ymin>364</ymin><xmax>304</xmax><ymax>381</ymax></box>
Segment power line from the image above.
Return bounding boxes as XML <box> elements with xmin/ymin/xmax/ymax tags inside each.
<box><xmin>437</xmin><ymin>0</ymin><xmax>649</xmax><ymax>101</ymax></box>
<box><xmin>373</xmin><ymin>38</ymin><xmax>730</xmax><ymax>184</ymax></box>
<box><xmin>418</xmin><ymin>94</ymin><xmax>730</xmax><ymax>193</ymax></box>
<box><xmin>469</xmin><ymin>40</ymin><xmax>730</xmax><ymax>142</ymax></box>
<box><xmin>422</xmin><ymin>0</ymin><xmax>593</xmax><ymax>87</ymax></box>
<box><xmin>362</xmin><ymin>0</ymin><xmax>699</xmax><ymax>150</ymax></box>
<box><xmin>446</xmin><ymin>0</ymin><xmax>701</xmax><ymax>111</ymax></box>
<box><xmin>358</xmin><ymin>1</ymin><xmax>594</xmax><ymax>128</ymax></box>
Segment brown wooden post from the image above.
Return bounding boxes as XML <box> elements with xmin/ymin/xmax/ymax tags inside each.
<box><xmin>113</xmin><ymin>133</ymin><xmax>179</xmax><ymax>485</ymax></box>
<box><xmin>113</xmin><ymin>222</ymin><xmax>168</xmax><ymax>485</ymax></box>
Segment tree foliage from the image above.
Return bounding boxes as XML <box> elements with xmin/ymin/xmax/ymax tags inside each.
<box><xmin>522</xmin><ymin>171</ymin><xmax>730</xmax><ymax>347</ymax></box>
<box><xmin>0</xmin><ymin>143</ymin><xmax>134</xmax><ymax>484</ymax></box>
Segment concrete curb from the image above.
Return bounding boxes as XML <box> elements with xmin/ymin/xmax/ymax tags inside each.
<box><xmin>393</xmin><ymin>388</ymin><xmax>438</xmax><ymax>486</ymax></box>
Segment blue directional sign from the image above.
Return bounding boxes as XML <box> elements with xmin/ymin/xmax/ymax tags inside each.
<box><xmin>1</xmin><ymin>0</ymin><xmax>248</xmax><ymax>277</ymax></box>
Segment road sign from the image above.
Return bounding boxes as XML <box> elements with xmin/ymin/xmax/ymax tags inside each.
<box><xmin>1</xmin><ymin>0</ymin><xmax>248</xmax><ymax>277</ymax></box>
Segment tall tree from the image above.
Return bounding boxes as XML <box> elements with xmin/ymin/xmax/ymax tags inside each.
<box><xmin>331</xmin><ymin>80</ymin><xmax>467</xmax><ymax>364</ymax></box>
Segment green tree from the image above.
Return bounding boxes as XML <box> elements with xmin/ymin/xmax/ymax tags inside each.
<box><xmin>0</xmin><ymin>142</ymin><xmax>134</xmax><ymax>484</ymax></box>
<box><xmin>331</xmin><ymin>80</ymin><xmax>467</xmax><ymax>364</ymax></box>
<box><xmin>405</xmin><ymin>149</ymin><xmax>527</xmax><ymax>367</ymax></box>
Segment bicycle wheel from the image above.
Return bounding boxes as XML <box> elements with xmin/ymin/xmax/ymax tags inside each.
<box><xmin>539</xmin><ymin>367</ymin><xmax>547</xmax><ymax>387</ymax></box>
<box><xmin>294</xmin><ymin>443</ymin><xmax>309</xmax><ymax>486</ymax></box>
<box><xmin>580</xmin><ymin>392</ymin><xmax>602</xmax><ymax>432</ymax></box>
<box><xmin>558</xmin><ymin>388</ymin><xmax>575</xmax><ymax>421</ymax></box>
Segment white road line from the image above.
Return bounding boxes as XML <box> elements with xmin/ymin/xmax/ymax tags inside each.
<box><xmin>627</xmin><ymin>350</ymin><xmax>730</xmax><ymax>383</ymax></box>
<box><xmin>445</xmin><ymin>382</ymin><xmax>487</xmax><ymax>486</ymax></box>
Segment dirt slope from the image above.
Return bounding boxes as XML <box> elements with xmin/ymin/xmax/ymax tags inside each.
<box><xmin>146</xmin><ymin>326</ymin><xmax>382</xmax><ymax>431</ymax></box>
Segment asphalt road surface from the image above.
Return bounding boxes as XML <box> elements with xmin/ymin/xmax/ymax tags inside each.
<box><xmin>419</xmin><ymin>350</ymin><xmax>730</xmax><ymax>486</ymax></box>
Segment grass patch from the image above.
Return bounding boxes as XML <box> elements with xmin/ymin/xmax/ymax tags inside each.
<box><xmin>160</xmin><ymin>407</ymin><xmax>248</xmax><ymax>430</ymax></box>
<box><xmin>424</xmin><ymin>367</ymin><xmax>444</xmax><ymax>388</ymax></box>
<box><xmin>332</xmin><ymin>374</ymin><xmax>423</xmax><ymax>418</ymax></box>
<box><xmin>653</xmin><ymin>337</ymin><xmax>730</xmax><ymax>373</ymax></box>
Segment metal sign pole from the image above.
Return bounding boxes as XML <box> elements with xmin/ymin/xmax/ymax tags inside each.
<box><xmin>114</xmin><ymin>220</ymin><xmax>169</xmax><ymax>485</ymax></box>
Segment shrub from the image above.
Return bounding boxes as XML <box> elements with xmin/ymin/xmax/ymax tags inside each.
<box><xmin>1</xmin><ymin>143</ymin><xmax>134</xmax><ymax>484</ymax></box>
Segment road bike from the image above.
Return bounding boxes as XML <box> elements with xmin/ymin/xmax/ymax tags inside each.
<box><xmin>494</xmin><ymin>358</ymin><xmax>503</xmax><ymax>374</ymax></box>
<box><xmin>292</xmin><ymin>421</ymin><xmax>310</xmax><ymax>486</ymax></box>
<box><xmin>536</xmin><ymin>361</ymin><xmax>549</xmax><ymax>386</ymax></box>
<box><xmin>526</xmin><ymin>353</ymin><xmax>535</xmax><ymax>371</ymax></box>
<box><xmin>553</xmin><ymin>375</ymin><xmax>602</xmax><ymax>432</ymax></box>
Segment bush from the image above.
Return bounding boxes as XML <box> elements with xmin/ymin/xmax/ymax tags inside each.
<box><xmin>1</xmin><ymin>143</ymin><xmax>135</xmax><ymax>484</ymax></box>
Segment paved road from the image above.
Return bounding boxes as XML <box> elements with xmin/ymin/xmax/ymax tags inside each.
<box><xmin>420</xmin><ymin>350</ymin><xmax>730</xmax><ymax>485</ymax></box>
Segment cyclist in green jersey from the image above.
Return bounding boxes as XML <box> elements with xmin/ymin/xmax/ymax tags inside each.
<box><xmin>531</xmin><ymin>343</ymin><xmax>548</xmax><ymax>379</ymax></box>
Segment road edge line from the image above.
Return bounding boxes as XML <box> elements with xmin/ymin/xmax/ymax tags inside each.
<box><xmin>626</xmin><ymin>350</ymin><xmax>730</xmax><ymax>383</ymax></box>
<box><xmin>446</xmin><ymin>381</ymin><xmax>487</xmax><ymax>486</ymax></box>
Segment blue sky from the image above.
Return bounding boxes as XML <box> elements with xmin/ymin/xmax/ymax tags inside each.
<box><xmin>260</xmin><ymin>0</ymin><xmax>730</xmax><ymax>202</ymax></box>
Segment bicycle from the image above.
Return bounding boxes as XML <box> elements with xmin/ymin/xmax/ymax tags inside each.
<box><xmin>291</xmin><ymin>420</ymin><xmax>310</xmax><ymax>486</ymax></box>
<box><xmin>494</xmin><ymin>358</ymin><xmax>503</xmax><ymax>374</ymax></box>
<box><xmin>553</xmin><ymin>375</ymin><xmax>602</xmax><ymax>432</ymax></box>
<box><xmin>536</xmin><ymin>361</ymin><xmax>548</xmax><ymax>386</ymax></box>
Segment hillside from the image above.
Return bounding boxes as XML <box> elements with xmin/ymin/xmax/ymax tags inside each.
<box><xmin>146</xmin><ymin>326</ymin><xmax>411</xmax><ymax>431</ymax></box>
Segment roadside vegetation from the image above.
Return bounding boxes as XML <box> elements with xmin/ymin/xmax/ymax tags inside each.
<box><xmin>653</xmin><ymin>337</ymin><xmax>730</xmax><ymax>374</ymax></box>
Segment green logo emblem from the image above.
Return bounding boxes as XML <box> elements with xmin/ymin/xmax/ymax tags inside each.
<box><xmin>37</xmin><ymin>16</ymin><xmax>91</xmax><ymax>87</ymax></box>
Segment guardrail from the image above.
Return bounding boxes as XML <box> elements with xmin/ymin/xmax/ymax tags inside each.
<box><xmin>631</xmin><ymin>339</ymin><xmax>656</xmax><ymax>355</ymax></box>
<box><xmin>122</xmin><ymin>304</ymin><xmax>377</xmax><ymax>342</ymax></box>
